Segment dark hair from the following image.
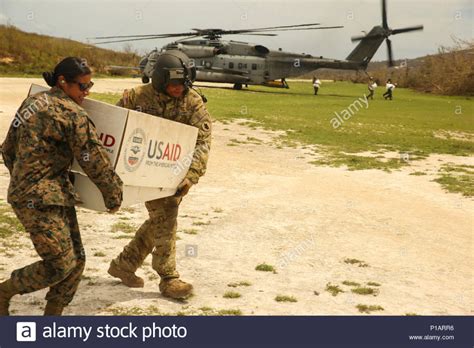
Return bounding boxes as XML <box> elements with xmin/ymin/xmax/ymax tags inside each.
<box><xmin>42</xmin><ymin>57</ymin><xmax>92</xmax><ymax>87</ymax></box>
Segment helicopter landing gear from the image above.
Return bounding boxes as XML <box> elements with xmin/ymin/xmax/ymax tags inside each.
<box><xmin>281</xmin><ymin>78</ymin><xmax>289</xmax><ymax>89</ymax></box>
<box><xmin>233</xmin><ymin>83</ymin><xmax>243</xmax><ymax>90</ymax></box>
<box><xmin>142</xmin><ymin>75</ymin><xmax>150</xmax><ymax>84</ymax></box>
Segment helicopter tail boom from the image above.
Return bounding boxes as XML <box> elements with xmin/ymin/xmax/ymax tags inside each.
<box><xmin>345</xmin><ymin>26</ymin><xmax>386</xmax><ymax>68</ymax></box>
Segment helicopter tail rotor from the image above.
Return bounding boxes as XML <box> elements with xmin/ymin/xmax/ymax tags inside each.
<box><xmin>351</xmin><ymin>0</ymin><xmax>423</xmax><ymax>67</ymax></box>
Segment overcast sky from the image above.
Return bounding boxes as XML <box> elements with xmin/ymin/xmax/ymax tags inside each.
<box><xmin>0</xmin><ymin>0</ymin><xmax>472</xmax><ymax>61</ymax></box>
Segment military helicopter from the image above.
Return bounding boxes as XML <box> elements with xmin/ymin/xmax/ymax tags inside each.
<box><xmin>91</xmin><ymin>0</ymin><xmax>423</xmax><ymax>90</ymax></box>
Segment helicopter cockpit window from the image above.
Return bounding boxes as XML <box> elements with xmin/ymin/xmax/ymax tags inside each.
<box><xmin>229</xmin><ymin>62</ymin><xmax>234</xmax><ymax>69</ymax></box>
<box><xmin>252</xmin><ymin>63</ymin><xmax>257</xmax><ymax>70</ymax></box>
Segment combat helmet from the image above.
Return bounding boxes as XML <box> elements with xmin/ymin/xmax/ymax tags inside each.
<box><xmin>152</xmin><ymin>50</ymin><xmax>196</xmax><ymax>94</ymax></box>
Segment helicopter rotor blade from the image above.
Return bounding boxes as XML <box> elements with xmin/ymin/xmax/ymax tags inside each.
<box><xmin>217</xmin><ymin>26</ymin><xmax>343</xmax><ymax>38</ymax></box>
<box><xmin>91</xmin><ymin>22</ymin><xmax>333</xmax><ymax>40</ymax></box>
<box><xmin>386</xmin><ymin>38</ymin><xmax>394</xmax><ymax>67</ymax></box>
<box><xmin>260</xmin><ymin>25</ymin><xmax>344</xmax><ymax>32</ymax></box>
<box><xmin>351</xmin><ymin>26</ymin><xmax>423</xmax><ymax>42</ymax></box>
<box><xmin>93</xmin><ymin>35</ymin><xmax>185</xmax><ymax>45</ymax></box>
<box><xmin>90</xmin><ymin>22</ymin><xmax>343</xmax><ymax>44</ymax></box>
<box><xmin>89</xmin><ymin>32</ymin><xmax>196</xmax><ymax>40</ymax></box>
<box><xmin>382</xmin><ymin>0</ymin><xmax>388</xmax><ymax>29</ymax></box>
<box><xmin>175</xmin><ymin>35</ymin><xmax>201</xmax><ymax>42</ymax></box>
<box><xmin>391</xmin><ymin>25</ymin><xmax>424</xmax><ymax>35</ymax></box>
<box><xmin>191</xmin><ymin>22</ymin><xmax>323</xmax><ymax>34</ymax></box>
<box><xmin>240</xmin><ymin>33</ymin><xmax>278</xmax><ymax>36</ymax></box>
<box><xmin>231</xmin><ymin>22</ymin><xmax>323</xmax><ymax>31</ymax></box>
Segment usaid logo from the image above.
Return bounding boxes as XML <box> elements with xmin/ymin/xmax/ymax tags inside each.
<box><xmin>17</xmin><ymin>322</ymin><xmax>37</xmax><ymax>342</ymax></box>
<box><xmin>123</xmin><ymin>128</ymin><xmax>147</xmax><ymax>172</ymax></box>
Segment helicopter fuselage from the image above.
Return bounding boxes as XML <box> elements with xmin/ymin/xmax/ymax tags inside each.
<box><xmin>94</xmin><ymin>0</ymin><xmax>423</xmax><ymax>89</ymax></box>
<box><xmin>140</xmin><ymin>39</ymin><xmax>365</xmax><ymax>88</ymax></box>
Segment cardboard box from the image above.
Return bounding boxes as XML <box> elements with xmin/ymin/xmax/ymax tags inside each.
<box><xmin>29</xmin><ymin>84</ymin><xmax>198</xmax><ymax>211</ymax></box>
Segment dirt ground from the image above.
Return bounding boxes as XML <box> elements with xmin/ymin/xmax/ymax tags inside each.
<box><xmin>0</xmin><ymin>78</ymin><xmax>472</xmax><ymax>316</ymax></box>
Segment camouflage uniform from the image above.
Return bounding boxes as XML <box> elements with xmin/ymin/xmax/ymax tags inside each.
<box><xmin>1</xmin><ymin>87</ymin><xmax>123</xmax><ymax>306</ymax></box>
<box><xmin>111</xmin><ymin>84</ymin><xmax>211</xmax><ymax>280</ymax></box>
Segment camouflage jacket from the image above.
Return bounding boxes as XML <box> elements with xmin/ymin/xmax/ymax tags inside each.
<box><xmin>1</xmin><ymin>87</ymin><xmax>123</xmax><ymax>209</ymax></box>
<box><xmin>117</xmin><ymin>84</ymin><xmax>212</xmax><ymax>184</ymax></box>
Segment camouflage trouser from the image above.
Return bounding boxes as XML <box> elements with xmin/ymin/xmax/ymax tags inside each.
<box><xmin>113</xmin><ymin>196</ymin><xmax>181</xmax><ymax>279</ymax></box>
<box><xmin>11</xmin><ymin>205</ymin><xmax>85</xmax><ymax>306</ymax></box>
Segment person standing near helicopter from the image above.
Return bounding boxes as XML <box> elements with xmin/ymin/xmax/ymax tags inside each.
<box><xmin>383</xmin><ymin>79</ymin><xmax>396</xmax><ymax>100</ymax></box>
<box><xmin>312</xmin><ymin>76</ymin><xmax>322</xmax><ymax>95</ymax></box>
<box><xmin>367</xmin><ymin>77</ymin><xmax>377</xmax><ymax>100</ymax></box>
<box><xmin>108</xmin><ymin>50</ymin><xmax>212</xmax><ymax>300</ymax></box>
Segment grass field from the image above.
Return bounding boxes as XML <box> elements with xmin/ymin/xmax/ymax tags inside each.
<box><xmin>91</xmin><ymin>81</ymin><xmax>474</xmax><ymax>195</ymax></box>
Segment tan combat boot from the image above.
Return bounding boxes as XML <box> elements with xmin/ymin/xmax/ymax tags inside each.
<box><xmin>0</xmin><ymin>279</ymin><xmax>19</xmax><ymax>316</ymax></box>
<box><xmin>108</xmin><ymin>261</ymin><xmax>144</xmax><ymax>288</ymax></box>
<box><xmin>159</xmin><ymin>278</ymin><xmax>193</xmax><ymax>299</ymax></box>
<box><xmin>44</xmin><ymin>301</ymin><xmax>65</xmax><ymax>316</ymax></box>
